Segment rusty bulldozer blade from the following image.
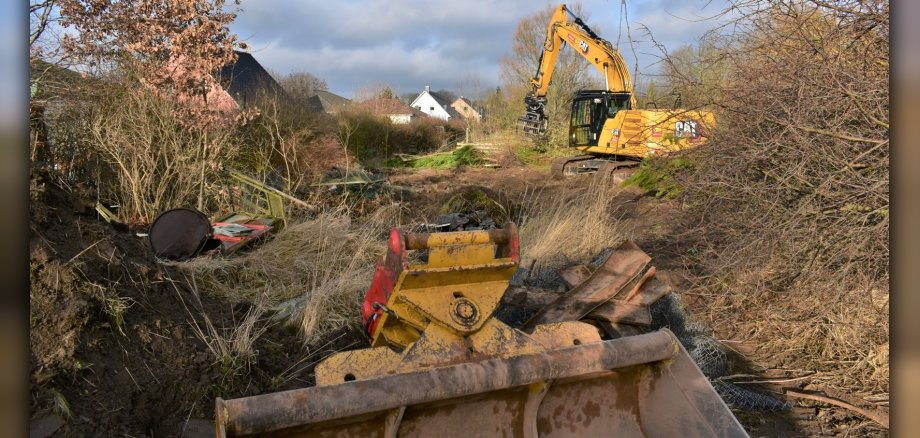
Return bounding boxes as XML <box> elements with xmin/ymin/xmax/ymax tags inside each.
<box><xmin>215</xmin><ymin>225</ymin><xmax>748</xmax><ymax>437</ymax></box>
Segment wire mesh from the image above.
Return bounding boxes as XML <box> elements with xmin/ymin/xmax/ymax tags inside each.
<box><xmin>650</xmin><ymin>294</ymin><xmax>790</xmax><ymax>412</ymax></box>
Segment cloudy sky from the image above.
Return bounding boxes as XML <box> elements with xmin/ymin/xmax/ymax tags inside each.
<box><xmin>230</xmin><ymin>0</ymin><xmax>731</xmax><ymax>99</ymax></box>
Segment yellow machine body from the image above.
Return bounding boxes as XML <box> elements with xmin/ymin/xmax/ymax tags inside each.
<box><xmin>579</xmin><ymin>108</ymin><xmax>718</xmax><ymax>159</ymax></box>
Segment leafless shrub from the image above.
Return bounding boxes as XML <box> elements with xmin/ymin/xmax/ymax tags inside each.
<box><xmin>230</xmin><ymin>93</ymin><xmax>344</xmax><ymax>194</ymax></box>
<box><xmin>671</xmin><ymin>0</ymin><xmax>888</xmax><ymax>397</ymax></box>
<box><xmin>86</xmin><ymin>84</ymin><xmax>239</xmax><ymax>223</ymax></box>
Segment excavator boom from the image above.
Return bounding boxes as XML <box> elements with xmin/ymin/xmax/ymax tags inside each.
<box><xmin>520</xmin><ymin>4</ymin><xmax>636</xmax><ymax>135</ymax></box>
<box><xmin>531</xmin><ymin>5</ymin><xmax>633</xmax><ymax>99</ymax></box>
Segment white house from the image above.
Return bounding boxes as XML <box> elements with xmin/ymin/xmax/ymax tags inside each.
<box><xmin>410</xmin><ymin>86</ymin><xmax>460</xmax><ymax>121</ymax></box>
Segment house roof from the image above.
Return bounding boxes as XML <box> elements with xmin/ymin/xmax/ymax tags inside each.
<box><xmin>423</xmin><ymin>90</ymin><xmax>461</xmax><ymax>119</ymax></box>
<box><xmin>308</xmin><ymin>89</ymin><xmax>352</xmax><ymax>113</ymax></box>
<box><xmin>361</xmin><ymin>98</ymin><xmax>425</xmax><ymax>117</ymax></box>
<box><xmin>218</xmin><ymin>51</ymin><xmax>288</xmax><ymax>107</ymax></box>
<box><xmin>451</xmin><ymin>96</ymin><xmax>482</xmax><ymax>122</ymax></box>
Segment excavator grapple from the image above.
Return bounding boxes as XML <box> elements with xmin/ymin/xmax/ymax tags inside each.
<box><xmin>215</xmin><ymin>224</ymin><xmax>747</xmax><ymax>437</ymax></box>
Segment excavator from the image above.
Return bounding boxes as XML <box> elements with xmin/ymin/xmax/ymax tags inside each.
<box><xmin>518</xmin><ymin>4</ymin><xmax>716</xmax><ymax>181</ymax></box>
<box><xmin>214</xmin><ymin>223</ymin><xmax>747</xmax><ymax>437</ymax></box>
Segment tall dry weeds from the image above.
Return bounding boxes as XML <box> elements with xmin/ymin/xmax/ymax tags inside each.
<box><xmin>171</xmin><ymin>276</ymin><xmax>268</xmax><ymax>377</ymax></box>
<box><xmin>519</xmin><ymin>183</ymin><xmax>623</xmax><ymax>271</ymax></box>
<box><xmin>178</xmin><ymin>211</ymin><xmax>387</xmax><ymax>344</ymax></box>
<box><xmin>88</xmin><ymin>85</ymin><xmax>238</xmax><ymax>223</ymax></box>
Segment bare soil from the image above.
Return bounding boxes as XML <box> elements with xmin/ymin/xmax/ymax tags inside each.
<box><xmin>30</xmin><ymin>161</ymin><xmax>882</xmax><ymax>436</ymax></box>
<box><xmin>29</xmin><ymin>168</ymin><xmax>362</xmax><ymax>437</ymax></box>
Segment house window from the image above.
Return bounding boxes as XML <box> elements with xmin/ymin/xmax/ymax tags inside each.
<box><xmin>430</xmin><ymin>106</ymin><xmax>434</xmax><ymax>111</ymax></box>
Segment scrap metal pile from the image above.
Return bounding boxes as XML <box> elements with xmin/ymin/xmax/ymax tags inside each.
<box><xmin>214</xmin><ymin>224</ymin><xmax>754</xmax><ymax>437</ymax></box>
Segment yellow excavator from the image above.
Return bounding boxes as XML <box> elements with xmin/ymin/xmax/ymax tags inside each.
<box><xmin>518</xmin><ymin>4</ymin><xmax>716</xmax><ymax>180</ymax></box>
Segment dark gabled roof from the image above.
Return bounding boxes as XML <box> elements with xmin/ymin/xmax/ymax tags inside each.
<box><xmin>428</xmin><ymin>90</ymin><xmax>454</xmax><ymax>107</ymax></box>
<box><xmin>218</xmin><ymin>51</ymin><xmax>288</xmax><ymax>107</ymax></box>
<box><xmin>427</xmin><ymin>90</ymin><xmax>461</xmax><ymax>119</ymax></box>
<box><xmin>307</xmin><ymin>90</ymin><xmax>352</xmax><ymax>113</ymax></box>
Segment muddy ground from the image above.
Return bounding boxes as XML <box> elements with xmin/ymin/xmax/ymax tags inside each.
<box><xmin>30</xmin><ymin>159</ymin><xmax>881</xmax><ymax>436</ymax></box>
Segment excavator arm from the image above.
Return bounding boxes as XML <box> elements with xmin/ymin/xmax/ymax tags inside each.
<box><xmin>520</xmin><ymin>4</ymin><xmax>637</xmax><ymax>136</ymax></box>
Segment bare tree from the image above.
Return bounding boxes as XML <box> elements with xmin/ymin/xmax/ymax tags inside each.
<box><xmin>29</xmin><ymin>1</ymin><xmax>57</xmax><ymax>50</ymax></box>
<box><xmin>454</xmin><ymin>72</ymin><xmax>489</xmax><ymax>102</ymax></box>
<box><xmin>352</xmin><ymin>83</ymin><xmax>399</xmax><ymax>102</ymax></box>
<box><xmin>276</xmin><ymin>71</ymin><xmax>329</xmax><ymax>104</ymax></box>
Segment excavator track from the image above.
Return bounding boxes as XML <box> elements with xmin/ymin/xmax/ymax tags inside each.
<box><xmin>550</xmin><ymin>155</ymin><xmax>597</xmax><ymax>179</ymax></box>
<box><xmin>593</xmin><ymin>160</ymin><xmax>639</xmax><ymax>185</ymax></box>
<box><xmin>551</xmin><ymin>155</ymin><xmax>638</xmax><ymax>184</ymax></box>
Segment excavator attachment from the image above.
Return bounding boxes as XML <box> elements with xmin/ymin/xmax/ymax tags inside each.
<box><xmin>215</xmin><ymin>225</ymin><xmax>747</xmax><ymax>437</ymax></box>
<box><xmin>519</xmin><ymin>93</ymin><xmax>548</xmax><ymax>137</ymax></box>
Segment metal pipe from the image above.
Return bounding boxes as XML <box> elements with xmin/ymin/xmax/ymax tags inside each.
<box><xmin>405</xmin><ymin>227</ymin><xmax>511</xmax><ymax>250</ymax></box>
<box><xmin>604</xmin><ymin>63</ymin><xmax>609</xmax><ymax>91</ymax></box>
<box><xmin>216</xmin><ymin>330</ymin><xmax>678</xmax><ymax>437</ymax></box>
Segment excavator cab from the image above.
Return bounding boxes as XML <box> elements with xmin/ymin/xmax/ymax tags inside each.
<box><xmin>569</xmin><ymin>91</ymin><xmax>631</xmax><ymax>147</ymax></box>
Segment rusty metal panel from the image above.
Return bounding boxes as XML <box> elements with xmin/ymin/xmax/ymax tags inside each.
<box><xmin>397</xmin><ymin>390</ymin><xmax>528</xmax><ymax>437</ymax></box>
<box><xmin>559</xmin><ymin>264</ymin><xmax>593</xmax><ymax>289</ymax></box>
<box><xmin>537</xmin><ymin>369</ymin><xmax>647</xmax><ymax>437</ymax></box>
<box><xmin>586</xmin><ymin>301</ymin><xmax>651</xmax><ymax>326</ymax></box>
<box><xmin>216</xmin><ymin>330</ymin><xmax>677</xmax><ymax>436</ymax></box>
<box><xmin>629</xmin><ymin>276</ymin><xmax>672</xmax><ymax>305</ymax></box>
<box><xmin>521</xmin><ymin>241</ymin><xmax>651</xmax><ymax>332</ymax></box>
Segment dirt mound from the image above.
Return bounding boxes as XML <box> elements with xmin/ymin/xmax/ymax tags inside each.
<box><xmin>29</xmin><ymin>167</ymin><xmax>355</xmax><ymax>436</ymax></box>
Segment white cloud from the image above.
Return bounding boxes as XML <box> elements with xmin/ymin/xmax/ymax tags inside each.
<box><xmin>231</xmin><ymin>0</ymin><xmax>734</xmax><ymax>96</ymax></box>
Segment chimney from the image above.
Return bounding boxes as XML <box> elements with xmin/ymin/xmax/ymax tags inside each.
<box><xmin>424</xmin><ymin>85</ymin><xmax>430</xmax><ymax>93</ymax></box>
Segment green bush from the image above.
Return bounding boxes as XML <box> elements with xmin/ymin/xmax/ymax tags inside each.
<box><xmin>337</xmin><ymin>110</ymin><xmax>465</xmax><ymax>166</ymax></box>
<box><xmin>389</xmin><ymin>145</ymin><xmax>484</xmax><ymax>169</ymax></box>
<box><xmin>623</xmin><ymin>156</ymin><xmax>693</xmax><ymax>199</ymax></box>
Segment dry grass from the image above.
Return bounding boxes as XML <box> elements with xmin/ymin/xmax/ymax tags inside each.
<box><xmin>177</xmin><ymin>210</ymin><xmax>388</xmax><ymax>344</ymax></box>
<box><xmin>169</xmin><ymin>276</ymin><xmax>268</xmax><ymax>377</ymax></box>
<box><xmin>518</xmin><ymin>183</ymin><xmax>623</xmax><ymax>271</ymax></box>
<box><xmin>696</xmin><ymin>279</ymin><xmax>889</xmax><ymax>398</ymax></box>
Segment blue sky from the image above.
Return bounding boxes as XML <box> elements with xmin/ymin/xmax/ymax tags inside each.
<box><xmin>230</xmin><ymin>0</ymin><xmax>731</xmax><ymax>99</ymax></box>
